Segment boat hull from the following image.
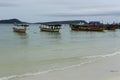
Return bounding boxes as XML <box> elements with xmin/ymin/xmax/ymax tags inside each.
<box><xmin>105</xmin><ymin>24</ymin><xmax>116</xmax><ymax>30</ymax></box>
<box><xmin>13</xmin><ymin>27</ymin><xmax>26</xmax><ymax>33</ymax></box>
<box><xmin>40</xmin><ymin>28</ymin><xmax>60</xmax><ymax>32</ymax></box>
<box><xmin>70</xmin><ymin>25</ymin><xmax>105</xmax><ymax>31</ymax></box>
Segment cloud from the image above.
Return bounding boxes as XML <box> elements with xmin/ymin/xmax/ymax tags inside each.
<box><xmin>0</xmin><ymin>2</ymin><xmax>18</xmax><ymax>7</ymax></box>
<box><xmin>42</xmin><ymin>4</ymin><xmax>120</xmax><ymax>17</ymax></box>
<box><xmin>47</xmin><ymin>11</ymin><xmax>120</xmax><ymax>17</ymax></box>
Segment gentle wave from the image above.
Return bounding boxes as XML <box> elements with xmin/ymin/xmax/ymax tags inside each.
<box><xmin>0</xmin><ymin>61</ymin><xmax>93</xmax><ymax>80</ymax></box>
<box><xmin>86</xmin><ymin>51</ymin><xmax>120</xmax><ymax>59</ymax></box>
<box><xmin>1</xmin><ymin>51</ymin><xmax>120</xmax><ymax>80</ymax></box>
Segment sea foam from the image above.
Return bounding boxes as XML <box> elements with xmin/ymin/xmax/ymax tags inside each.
<box><xmin>86</xmin><ymin>51</ymin><xmax>120</xmax><ymax>59</ymax></box>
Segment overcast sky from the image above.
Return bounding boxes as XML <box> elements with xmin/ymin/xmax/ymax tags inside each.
<box><xmin>0</xmin><ymin>0</ymin><xmax>120</xmax><ymax>23</ymax></box>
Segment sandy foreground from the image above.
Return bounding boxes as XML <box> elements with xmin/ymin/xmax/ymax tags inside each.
<box><xmin>13</xmin><ymin>54</ymin><xmax>120</xmax><ymax>80</ymax></box>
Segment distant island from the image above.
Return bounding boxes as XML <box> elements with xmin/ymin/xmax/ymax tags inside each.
<box><xmin>0</xmin><ymin>18</ymin><xmax>120</xmax><ymax>29</ymax></box>
<box><xmin>0</xmin><ymin>19</ymin><xmax>120</xmax><ymax>26</ymax></box>
<box><xmin>0</xmin><ymin>19</ymin><xmax>87</xmax><ymax>24</ymax></box>
<box><xmin>0</xmin><ymin>19</ymin><xmax>27</xmax><ymax>24</ymax></box>
<box><xmin>38</xmin><ymin>20</ymin><xmax>87</xmax><ymax>25</ymax></box>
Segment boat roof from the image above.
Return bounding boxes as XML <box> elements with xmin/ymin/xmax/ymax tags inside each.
<box><xmin>89</xmin><ymin>21</ymin><xmax>101</xmax><ymax>24</ymax></box>
<box><xmin>15</xmin><ymin>24</ymin><xmax>29</xmax><ymax>27</ymax></box>
<box><xmin>41</xmin><ymin>24</ymin><xmax>61</xmax><ymax>26</ymax></box>
<box><xmin>70</xmin><ymin>21</ymin><xmax>88</xmax><ymax>25</ymax></box>
<box><xmin>48</xmin><ymin>24</ymin><xmax>61</xmax><ymax>26</ymax></box>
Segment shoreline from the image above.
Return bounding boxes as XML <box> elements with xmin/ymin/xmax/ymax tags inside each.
<box><xmin>10</xmin><ymin>53</ymin><xmax>120</xmax><ymax>80</ymax></box>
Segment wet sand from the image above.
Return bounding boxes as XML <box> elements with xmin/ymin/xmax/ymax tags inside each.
<box><xmin>12</xmin><ymin>53</ymin><xmax>120</xmax><ymax>80</ymax></box>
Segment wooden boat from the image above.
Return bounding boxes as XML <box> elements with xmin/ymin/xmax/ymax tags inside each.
<box><xmin>105</xmin><ymin>24</ymin><xmax>116</xmax><ymax>30</ymax></box>
<box><xmin>70</xmin><ymin>24</ymin><xmax>89</xmax><ymax>31</ymax></box>
<box><xmin>13</xmin><ymin>24</ymin><xmax>29</xmax><ymax>33</ymax></box>
<box><xmin>40</xmin><ymin>24</ymin><xmax>61</xmax><ymax>32</ymax></box>
<box><xmin>88</xmin><ymin>21</ymin><xmax>105</xmax><ymax>31</ymax></box>
<box><xmin>70</xmin><ymin>21</ymin><xmax>105</xmax><ymax>31</ymax></box>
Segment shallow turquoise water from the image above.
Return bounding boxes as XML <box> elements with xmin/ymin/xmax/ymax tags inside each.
<box><xmin>0</xmin><ymin>24</ymin><xmax>120</xmax><ymax>79</ymax></box>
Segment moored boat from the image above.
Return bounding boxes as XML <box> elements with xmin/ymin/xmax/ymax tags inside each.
<box><xmin>88</xmin><ymin>21</ymin><xmax>105</xmax><ymax>31</ymax></box>
<box><xmin>70</xmin><ymin>21</ymin><xmax>105</xmax><ymax>31</ymax></box>
<box><xmin>13</xmin><ymin>24</ymin><xmax>29</xmax><ymax>33</ymax></box>
<box><xmin>105</xmin><ymin>24</ymin><xmax>116</xmax><ymax>30</ymax></box>
<box><xmin>40</xmin><ymin>24</ymin><xmax>61</xmax><ymax>32</ymax></box>
<box><xmin>70</xmin><ymin>24</ymin><xmax>89</xmax><ymax>31</ymax></box>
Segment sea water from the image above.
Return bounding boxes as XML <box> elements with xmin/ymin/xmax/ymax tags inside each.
<box><xmin>0</xmin><ymin>24</ymin><xmax>120</xmax><ymax>80</ymax></box>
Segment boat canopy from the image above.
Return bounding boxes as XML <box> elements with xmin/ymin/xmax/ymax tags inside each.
<box><xmin>89</xmin><ymin>21</ymin><xmax>101</xmax><ymax>25</ymax></box>
<box><xmin>47</xmin><ymin>24</ymin><xmax>61</xmax><ymax>26</ymax></box>
<box><xmin>14</xmin><ymin>23</ymin><xmax>29</xmax><ymax>27</ymax></box>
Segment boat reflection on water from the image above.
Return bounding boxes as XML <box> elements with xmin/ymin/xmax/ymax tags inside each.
<box><xmin>40</xmin><ymin>31</ymin><xmax>61</xmax><ymax>39</ymax></box>
<box><xmin>14</xmin><ymin>32</ymin><xmax>28</xmax><ymax>39</ymax></box>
